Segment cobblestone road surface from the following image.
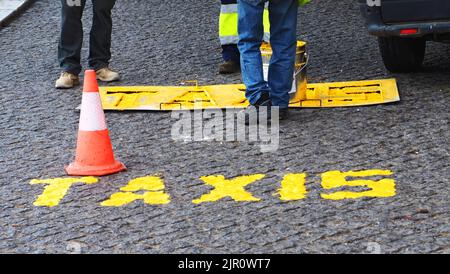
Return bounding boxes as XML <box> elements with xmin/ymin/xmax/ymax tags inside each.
<box><xmin>0</xmin><ymin>0</ymin><xmax>449</xmax><ymax>253</ymax></box>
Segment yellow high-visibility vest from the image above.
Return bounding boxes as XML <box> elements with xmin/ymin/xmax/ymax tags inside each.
<box><xmin>219</xmin><ymin>3</ymin><xmax>270</xmax><ymax>45</ymax></box>
<box><xmin>219</xmin><ymin>0</ymin><xmax>309</xmax><ymax>45</ymax></box>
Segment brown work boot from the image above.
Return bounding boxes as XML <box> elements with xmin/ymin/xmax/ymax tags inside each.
<box><xmin>219</xmin><ymin>60</ymin><xmax>241</xmax><ymax>74</ymax></box>
<box><xmin>55</xmin><ymin>72</ymin><xmax>80</xmax><ymax>89</ymax></box>
<box><xmin>96</xmin><ymin>67</ymin><xmax>120</xmax><ymax>82</ymax></box>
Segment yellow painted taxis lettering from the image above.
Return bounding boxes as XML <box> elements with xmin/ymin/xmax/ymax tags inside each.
<box><xmin>101</xmin><ymin>176</ymin><xmax>170</xmax><ymax>206</ymax></box>
<box><xmin>275</xmin><ymin>173</ymin><xmax>307</xmax><ymax>201</ymax></box>
<box><xmin>321</xmin><ymin>170</ymin><xmax>396</xmax><ymax>200</ymax></box>
<box><xmin>192</xmin><ymin>174</ymin><xmax>265</xmax><ymax>204</ymax></box>
<box><xmin>30</xmin><ymin>177</ymin><xmax>98</xmax><ymax>207</ymax></box>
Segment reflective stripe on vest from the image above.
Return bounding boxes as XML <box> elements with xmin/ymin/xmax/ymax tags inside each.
<box><xmin>219</xmin><ymin>4</ymin><xmax>270</xmax><ymax>45</ymax></box>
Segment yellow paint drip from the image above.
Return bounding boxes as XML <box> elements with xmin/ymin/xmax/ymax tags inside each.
<box><xmin>30</xmin><ymin>177</ymin><xmax>98</xmax><ymax>207</ymax></box>
<box><xmin>192</xmin><ymin>174</ymin><xmax>265</xmax><ymax>204</ymax></box>
<box><xmin>320</xmin><ymin>170</ymin><xmax>396</xmax><ymax>200</ymax></box>
<box><xmin>101</xmin><ymin>176</ymin><xmax>170</xmax><ymax>206</ymax></box>
<box><xmin>275</xmin><ymin>173</ymin><xmax>307</xmax><ymax>201</ymax></box>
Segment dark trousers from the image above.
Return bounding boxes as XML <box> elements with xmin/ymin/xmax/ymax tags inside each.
<box><xmin>58</xmin><ymin>0</ymin><xmax>116</xmax><ymax>75</ymax></box>
<box><xmin>222</xmin><ymin>44</ymin><xmax>240</xmax><ymax>63</ymax></box>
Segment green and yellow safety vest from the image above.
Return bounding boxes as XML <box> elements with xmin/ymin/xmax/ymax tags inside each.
<box><xmin>219</xmin><ymin>0</ymin><xmax>310</xmax><ymax>46</ymax></box>
<box><xmin>219</xmin><ymin>3</ymin><xmax>270</xmax><ymax>46</ymax></box>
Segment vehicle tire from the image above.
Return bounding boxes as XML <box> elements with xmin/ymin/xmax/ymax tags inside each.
<box><xmin>378</xmin><ymin>36</ymin><xmax>426</xmax><ymax>72</ymax></box>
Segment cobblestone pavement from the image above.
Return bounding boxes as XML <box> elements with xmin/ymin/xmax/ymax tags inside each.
<box><xmin>0</xmin><ymin>0</ymin><xmax>449</xmax><ymax>253</ymax></box>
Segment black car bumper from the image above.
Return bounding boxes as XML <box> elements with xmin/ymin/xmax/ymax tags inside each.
<box><xmin>359</xmin><ymin>2</ymin><xmax>450</xmax><ymax>38</ymax></box>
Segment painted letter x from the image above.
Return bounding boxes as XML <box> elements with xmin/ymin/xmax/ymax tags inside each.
<box><xmin>192</xmin><ymin>174</ymin><xmax>265</xmax><ymax>204</ymax></box>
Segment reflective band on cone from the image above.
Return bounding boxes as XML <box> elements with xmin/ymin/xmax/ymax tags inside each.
<box><xmin>79</xmin><ymin>92</ymin><xmax>107</xmax><ymax>131</ymax></box>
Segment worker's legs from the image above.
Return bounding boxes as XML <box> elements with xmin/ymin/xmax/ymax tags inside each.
<box><xmin>58</xmin><ymin>0</ymin><xmax>86</xmax><ymax>75</ymax></box>
<box><xmin>237</xmin><ymin>0</ymin><xmax>269</xmax><ymax>105</ymax></box>
<box><xmin>267</xmin><ymin>0</ymin><xmax>298</xmax><ymax>108</ymax></box>
<box><xmin>88</xmin><ymin>0</ymin><xmax>116</xmax><ymax>71</ymax></box>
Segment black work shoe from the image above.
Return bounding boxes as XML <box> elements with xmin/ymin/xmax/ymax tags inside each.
<box><xmin>242</xmin><ymin>105</ymin><xmax>272</xmax><ymax>125</ymax></box>
<box><xmin>279</xmin><ymin>108</ymin><xmax>289</xmax><ymax>121</ymax></box>
<box><xmin>241</xmin><ymin>92</ymin><xmax>272</xmax><ymax>125</ymax></box>
<box><xmin>219</xmin><ymin>60</ymin><xmax>241</xmax><ymax>74</ymax></box>
<box><xmin>255</xmin><ymin>91</ymin><xmax>271</xmax><ymax>107</ymax></box>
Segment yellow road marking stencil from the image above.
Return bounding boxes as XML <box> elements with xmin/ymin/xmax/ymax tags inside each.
<box><xmin>99</xmin><ymin>79</ymin><xmax>399</xmax><ymax>110</ymax></box>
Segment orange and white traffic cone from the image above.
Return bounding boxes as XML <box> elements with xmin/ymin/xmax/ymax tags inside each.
<box><xmin>65</xmin><ymin>70</ymin><xmax>126</xmax><ymax>176</ymax></box>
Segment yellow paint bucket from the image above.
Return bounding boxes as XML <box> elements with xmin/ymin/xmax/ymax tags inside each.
<box><xmin>261</xmin><ymin>41</ymin><xmax>308</xmax><ymax>103</ymax></box>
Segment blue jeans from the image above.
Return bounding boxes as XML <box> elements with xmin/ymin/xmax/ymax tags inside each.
<box><xmin>238</xmin><ymin>0</ymin><xmax>298</xmax><ymax>107</ymax></box>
